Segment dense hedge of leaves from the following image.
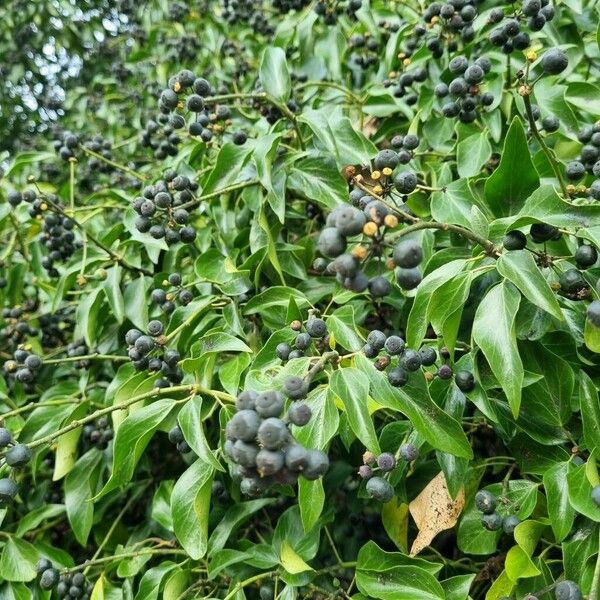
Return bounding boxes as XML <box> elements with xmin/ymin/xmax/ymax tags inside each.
<box><xmin>1</xmin><ymin>0</ymin><xmax>600</xmax><ymax>598</ymax></box>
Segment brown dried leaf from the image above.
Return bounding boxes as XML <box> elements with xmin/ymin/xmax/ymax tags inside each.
<box><xmin>361</xmin><ymin>116</ymin><xmax>378</xmax><ymax>138</ymax></box>
<box><xmin>408</xmin><ymin>471</ymin><xmax>465</xmax><ymax>556</ymax></box>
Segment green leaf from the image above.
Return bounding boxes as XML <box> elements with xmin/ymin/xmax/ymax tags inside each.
<box><xmin>580</xmin><ymin>372</ymin><xmax>600</xmax><ymax>452</ymax></box>
<box><xmin>457</xmin><ymin>132</ymin><xmax>492</xmax><ymax>178</ymax></box>
<box><xmin>505</xmin><ymin>545</ymin><xmax>540</xmax><ymax>582</ymax></box>
<box><xmin>254</xmin><ymin>133</ymin><xmax>285</xmax><ymax>222</ymax></box>
<box><xmin>568</xmin><ymin>461</ymin><xmax>600</xmax><ymax>522</ymax></box>
<box><xmin>103</xmin><ymin>265</ymin><xmax>125</xmax><ymax>324</ymax></box>
<box><xmin>298</xmin><ymin>478</ymin><xmax>325</xmax><ymax>532</ymax></box>
<box><xmin>178</xmin><ymin>396</ymin><xmax>224</xmax><ymax>472</ymax></box>
<box><xmin>497</xmin><ymin>250</ymin><xmax>562</xmax><ymax>320</ymax></box>
<box><xmin>326</xmin><ymin>305</ymin><xmax>364</xmax><ymax>351</ymax></box>
<box><xmin>65</xmin><ymin>449</ymin><xmax>103</xmax><ymax>545</ymax></box>
<box><xmin>207</xmin><ymin>549</ymin><xmax>252</xmax><ymax>580</ymax></box>
<box><xmin>472</xmin><ymin>281</ymin><xmax>523</xmax><ymax>417</ymax></box>
<box><xmin>0</xmin><ymin>538</ymin><xmax>38</xmax><ymax>582</ymax></box>
<box><xmin>484</xmin><ymin>117</ymin><xmax>540</xmax><ymax>217</ymax></box>
<box><xmin>16</xmin><ymin>504</ymin><xmax>65</xmax><ymax>537</ymax></box>
<box><xmin>133</xmin><ymin>563</ymin><xmax>178</xmax><ymax>600</ymax></box>
<box><xmin>441</xmin><ymin>575</ymin><xmax>476</xmax><ymax>600</ymax></box>
<box><xmin>544</xmin><ymin>462</ymin><xmax>575</xmax><ymax>542</ymax></box>
<box><xmin>300</xmin><ymin>107</ymin><xmax>377</xmax><ymax>168</ymax></box>
<box><xmin>208</xmin><ymin>499</ymin><xmax>274</xmax><ymax>555</ymax></box>
<box><xmin>280</xmin><ymin>540</ymin><xmax>314</xmax><ymax>574</ymax></box>
<box><xmin>407</xmin><ymin>259</ymin><xmax>467</xmax><ymax>349</ymax></box>
<box><xmin>182</xmin><ymin>333</ymin><xmax>251</xmax><ymax>374</ymax></box>
<box><xmin>99</xmin><ymin>399</ymin><xmax>174</xmax><ymax>498</ymax></box>
<box><xmin>356</xmin><ymin>542</ymin><xmax>444</xmax><ymax>600</ymax></box>
<box><xmin>287</xmin><ymin>155</ymin><xmax>347</xmax><ymax>209</ymax></box>
<box><xmin>75</xmin><ymin>286</ymin><xmax>104</xmax><ymax>347</ymax></box>
<box><xmin>171</xmin><ymin>460</ymin><xmax>214</xmax><ymax>560</ymax></box>
<box><xmin>509</xmin><ymin>185</ymin><xmax>600</xmax><ymax>230</ymax></box>
<box><xmin>564</xmin><ymin>82</ymin><xmax>600</xmax><ymax>116</ymax></box>
<box><xmin>330</xmin><ymin>368</ymin><xmax>380</xmax><ymax>454</ymax></box>
<box><xmin>124</xmin><ymin>275</ymin><xmax>149</xmax><ymax>331</ymax></box>
<box><xmin>585</xmin><ymin>318</ymin><xmax>600</xmax><ymax>353</ymax></box>
<box><xmin>358</xmin><ymin>355</ymin><xmax>472</xmax><ymax>458</ymax></box>
<box><xmin>259</xmin><ymin>47</ymin><xmax>291</xmax><ymax>102</ymax></box>
<box><xmin>202</xmin><ymin>143</ymin><xmax>253</xmax><ymax>194</ymax></box>
<box><xmin>293</xmin><ymin>386</ymin><xmax>339</xmax><ymax>451</ymax></box>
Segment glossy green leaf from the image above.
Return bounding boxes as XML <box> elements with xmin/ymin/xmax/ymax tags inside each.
<box><xmin>497</xmin><ymin>250</ymin><xmax>562</xmax><ymax>320</ymax></box>
<box><xmin>330</xmin><ymin>367</ymin><xmax>380</xmax><ymax>454</ymax></box>
<box><xmin>171</xmin><ymin>459</ymin><xmax>214</xmax><ymax>560</ymax></box>
<box><xmin>484</xmin><ymin>117</ymin><xmax>540</xmax><ymax>217</ymax></box>
<box><xmin>259</xmin><ymin>47</ymin><xmax>291</xmax><ymax>102</ymax></box>
<box><xmin>99</xmin><ymin>399</ymin><xmax>174</xmax><ymax>498</ymax></box>
<box><xmin>473</xmin><ymin>281</ymin><xmax>523</xmax><ymax>416</ymax></box>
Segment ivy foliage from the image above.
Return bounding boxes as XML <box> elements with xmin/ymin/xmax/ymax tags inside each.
<box><xmin>1</xmin><ymin>0</ymin><xmax>600</xmax><ymax>598</ymax></box>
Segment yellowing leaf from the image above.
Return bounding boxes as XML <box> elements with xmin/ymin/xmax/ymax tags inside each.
<box><xmin>280</xmin><ymin>540</ymin><xmax>314</xmax><ymax>574</ymax></box>
<box><xmin>409</xmin><ymin>472</ymin><xmax>465</xmax><ymax>556</ymax></box>
<box><xmin>382</xmin><ymin>500</ymin><xmax>409</xmax><ymax>553</ymax></box>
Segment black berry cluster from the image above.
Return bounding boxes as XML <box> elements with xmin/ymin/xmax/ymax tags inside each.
<box><xmin>39</xmin><ymin>310</ymin><xmax>76</xmax><ymax>349</ymax></box>
<box><xmin>348</xmin><ymin>33</ymin><xmax>383</xmax><ymax>71</ymax></box>
<box><xmin>132</xmin><ymin>173</ymin><xmax>197</xmax><ymax>244</ymax></box>
<box><xmin>39</xmin><ymin>212</ymin><xmax>78</xmax><ymax>277</ymax></box>
<box><xmin>314</xmin><ymin>0</ymin><xmax>362</xmax><ymax>24</ymax></box>
<box><xmin>82</xmin><ymin>418</ymin><xmax>113</xmax><ymax>450</ymax></box>
<box><xmin>358</xmin><ymin>446</ymin><xmax>418</xmax><ymax>502</ymax></box>
<box><xmin>474</xmin><ymin>489</ymin><xmax>520</xmax><ymax>535</ymax></box>
<box><xmin>272</xmin><ymin>0</ymin><xmax>311</xmax><ymax>13</ymax></box>
<box><xmin>222</xmin><ymin>0</ymin><xmax>275</xmax><ymax>36</ymax></box>
<box><xmin>36</xmin><ymin>561</ymin><xmax>93</xmax><ymax>599</ymax></box>
<box><xmin>488</xmin><ymin>0</ymin><xmax>556</xmax><ymax>53</ymax></box>
<box><xmin>66</xmin><ymin>339</ymin><xmax>90</xmax><ymax>367</ymax></box>
<box><xmin>436</xmin><ymin>55</ymin><xmax>493</xmax><ymax>122</ymax></box>
<box><xmin>362</xmin><ymin>329</ymin><xmax>431</xmax><ymax>385</ymax></box>
<box><xmin>0</xmin><ymin>303</ymin><xmax>39</xmax><ymax>347</ymax></box>
<box><xmin>421</xmin><ymin>0</ymin><xmax>480</xmax><ymax>55</ymax></box>
<box><xmin>314</xmin><ymin>140</ymin><xmax>427</xmax><ymax>296</ymax></box>
<box><xmin>150</xmin><ymin>272</ymin><xmax>194</xmax><ymax>314</ymax></box>
<box><xmin>167</xmin><ymin>425</ymin><xmax>192</xmax><ymax>454</ymax></box>
<box><xmin>565</xmin><ymin>122</ymin><xmax>600</xmax><ymax>202</ymax></box>
<box><xmin>224</xmin><ymin>383</ymin><xmax>328</xmax><ymax>496</ymax></box>
<box><xmin>0</xmin><ymin>431</ymin><xmax>31</xmax><ymax>508</ymax></box>
<box><xmin>125</xmin><ymin>323</ymin><xmax>183</xmax><ymax>388</ymax></box>
<box><xmin>3</xmin><ymin>347</ymin><xmax>43</xmax><ymax>386</ymax></box>
<box><xmin>383</xmin><ymin>66</ymin><xmax>428</xmax><ymax>105</ymax></box>
<box><xmin>9</xmin><ymin>189</ymin><xmax>80</xmax><ymax>277</ymax></box>
<box><xmin>143</xmin><ymin>69</ymin><xmax>246</xmax><ymax>155</ymax></box>
<box><xmin>276</xmin><ymin>318</ymin><xmax>329</xmax><ymax>361</ymax></box>
<box><xmin>51</xmin><ymin>130</ymin><xmax>80</xmax><ymax>162</ymax></box>
<box><xmin>82</xmin><ymin>135</ymin><xmax>116</xmax><ymax>174</ymax></box>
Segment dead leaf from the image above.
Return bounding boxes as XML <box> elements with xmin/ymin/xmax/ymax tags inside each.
<box><xmin>408</xmin><ymin>471</ymin><xmax>465</xmax><ymax>556</ymax></box>
<box><xmin>361</xmin><ymin>116</ymin><xmax>378</xmax><ymax>138</ymax></box>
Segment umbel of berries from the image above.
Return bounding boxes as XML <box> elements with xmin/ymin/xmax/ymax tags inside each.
<box><xmin>314</xmin><ymin>139</ymin><xmax>427</xmax><ymax>297</ymax></box>
<box><xmin>277</xmin><ymin>318</ymin><xmax>329</xmax><ymax>361</ymax></box>
<box><xmin>474</xmin><ymin>489</ymin><xmax>520</xmax><ymax>534</ymax></box>
<box><xmin>224</xmin><ymin>382</ymin><xmax>328</xmax><ymax>496</ymax></box>
<box><xmin>436</xmin><ymin>56</ymin><xmax>493</xmax><ymax>123</ymax></box>
<box><xmin>151</xmin><ymin>272</ymin><xmax>193</xmax><ymax>315</ymax></box>
<box><xmin>4</xmin><ymin>348</ymin><xmax>43</xmax><ymax>387</ymax></box>
<box><xmin>132</xmin><ymin>172</ymin><xmax>197</xmax><ymax>245</ymax></box>
<box><xmin>125</xmin><ymin>322</ymin><xmax>183</xmax><ymax>387</ymax></box>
